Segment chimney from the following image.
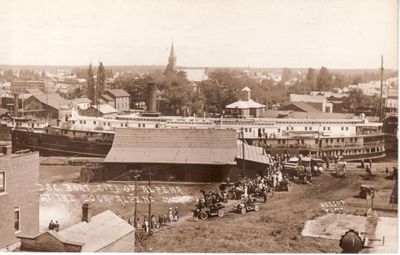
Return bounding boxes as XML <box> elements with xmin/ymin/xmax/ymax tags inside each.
<box><xmin>2</xmin><ymin>145</ymin><xmax>11</xmax><ymax>156</ymax></box>
<box><xmin>82</xmin><ymin>203</ymin><xmax>91</xmax><ymax>223</ymax></box>
<box><xmin>147</xmin><ymin>82</ymin><xmax>157</xmax><ymax>112</ymax></box>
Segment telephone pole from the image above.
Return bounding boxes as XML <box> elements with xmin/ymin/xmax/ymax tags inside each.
<box><xmin>147</xmin><ymin>171</ymin><xmax>153</xmax><ymax>235</ymax></box>
<box><xmin>379</xmin><ymin>55</ymin><xmax>384</xmax><ymax>122</ymax></box>
<box><xmin>241</xmin><ymin>127</ymin><xmax>246</xmax><ymax>178</ymax></box>
<box><xmin>129</xmin><ymin>169</ymin><xmax>142</xmax><ymax>228</ymax></box>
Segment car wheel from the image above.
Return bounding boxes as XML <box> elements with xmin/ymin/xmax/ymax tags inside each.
<box><xmin>241</xmin><ymin>207</ymin><xmax>246</xmax><ymax>214</ymax></box>
<box><xmin>199</xmin><ymin>212</ymin><xmax>208</xmax><ymax>220</ymax></box>
<box><xmin>254</xmin><ymin>205</ymin><xmax>259</xmax><ymax>211</ymax></box>
<box><xmin>218</xmin><ymin>209</ymin><xmax>224</xmax><ymax>217</ymax></box>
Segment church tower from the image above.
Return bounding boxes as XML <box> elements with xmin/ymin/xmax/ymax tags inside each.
<box><xmin>165</xmin><ymin>42</ymin><xmax>177</xmax><ymax>74</ymax></box>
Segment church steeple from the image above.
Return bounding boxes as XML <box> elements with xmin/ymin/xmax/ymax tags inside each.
<box><xmin>169</xmin><ymin>42</ymin><xmax>175</xmax><ymax>58</ymax></box>
<box><xmin>166</xmin><ymin>42</ymin><xmax>177</xmax><ymax>74</ymax></box>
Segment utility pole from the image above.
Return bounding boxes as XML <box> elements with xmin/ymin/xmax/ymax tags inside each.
<box><xmin>241</xmin><ymin>127</ymin><xmax>246</xmax><ymax>178</ymax></box>
<box><xmin>147</xmin><ymin>171</ymin><xmax>153</xmax><ymax>235</ymax></box>
<box><xmin>129</xmin><ymin>169</ymin><xmax>142</xmax><ymax>229</ymax></box>
<box><xmin>379</xmin><ymin>55</ymin><xmax>384</xmax><ymax>122</ymax></box>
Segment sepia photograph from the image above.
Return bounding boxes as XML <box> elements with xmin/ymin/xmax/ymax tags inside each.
<box><xmin>0</xmin><ymin>0</ymin><xmax>398</xmax><ymax>253</ymax></box>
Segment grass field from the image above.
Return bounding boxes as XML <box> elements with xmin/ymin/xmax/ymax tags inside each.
<box><xmin>39</xmin><ymin>160</ymin><xmax>398</xmax><ymax>253</ymax></box>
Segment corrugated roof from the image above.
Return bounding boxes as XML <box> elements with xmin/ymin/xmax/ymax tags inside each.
<box><xmin>226</xmin><ymin>99</ymin><xmax>266</xmax><ymax>109</ymax></box>
<box><xmin>57</xmin><ymin>210</ymin><xmax>134</xmax><ymax>252</ymax></box>
<box><xmin>105</xmin><ymin>128</ymin><xmax>237</xmax><ymax>165</ymax></box>
<box><xmin>106</xmin><ymin>89</ymin><xmax>130</xmax><ymax>98</ymax></box>
<box><xmin>236</xmin><ymin>142</ymin><xmax>271</xmax><ymax>165</ymax></box>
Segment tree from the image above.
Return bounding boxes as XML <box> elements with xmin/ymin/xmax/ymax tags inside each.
<box><xmin>111</xmin><ymin>73</ymin><xmax>149</xmax><ymax>109</ymax></box>
<box><xmin>96</xmin><ymin>62</ymin><xmax>106</xmax><ymax>100</ymax></box>
<box><xmin>305</xmin><ymin>68</ymin><xmax>317</xmax><ymax>91</ymax></box>
<box><xmin>87</xmin><ymin>64</ymin><xmax>95</xmax><ymax>102</ymax></box>
<box><xmin>317</xmin><ymin>66</ymin><xmax>332</xmax><ymax>91</ymax></box>
<box><xmin>281</xmin><ymin>68</ymin><xmax>292</xmax><ymax>82</ymax></box>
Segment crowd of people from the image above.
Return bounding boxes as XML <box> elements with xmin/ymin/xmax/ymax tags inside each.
<box><xmin>132</xmin><ymin>207</ymin><xmax>180</xmax><ymax>234</ymax></box>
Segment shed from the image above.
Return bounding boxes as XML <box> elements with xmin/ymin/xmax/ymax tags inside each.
<box><xmin>104</xmin><ymin>128</ymin><xmax>238</xmax><ymax>182</ymax></box>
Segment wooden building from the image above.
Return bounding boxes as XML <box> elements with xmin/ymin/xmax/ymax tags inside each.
<box><xmin>18</xmin><ymin>208</ymin><xmax>135</xmax><ymax>252</ymax></box>
<box><xmin>104</xmin><ymin>128</ymin><xmax>238</xmax><ymax>182</ymax></box>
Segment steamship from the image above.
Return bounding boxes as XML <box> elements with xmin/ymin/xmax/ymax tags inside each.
<box><xmin>11</xmin><ymin>109</ymin><xmax>386</xmax><ymax>160</ymax></box>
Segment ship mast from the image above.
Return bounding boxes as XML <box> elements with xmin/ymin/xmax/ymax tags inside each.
<box><xmin>379</xmin><ymin>55</ymin><xmax>384</xmax><ymax>122</ymax></box>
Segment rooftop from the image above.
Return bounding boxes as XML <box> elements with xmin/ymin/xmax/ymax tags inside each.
<box><xmin>72</xmin><ymin>97</ymin><xmax>92</xmax><ymax>104</ymax></box>
<box><xmin>236</xmin><ymin>141</ymin><xmax>271</xmax><ymax>165</ymax></box>
<box><xmin>106</xmin><ymin>89</ymin><xmax>130</xmax><ymax>98</ymax></box>
<box><xmin>226</xmin><ymin>99</ymin><xmax>266</xmax><ymax>109</ymax></box>
<box><xmin>90</xmin><ymin>104</ymin><xmax>118</xmax><ymax>114</ymax></box>
<box><xmin>28</xmin><ymin>93</ymin><xmax>70</xmax><ymax>110</ymax></box>
<box><xmin>57</xmin><ymin>210</ymin><xmax>134</xmax><ymax>252</ymax></box>
<box><xmin>105</xmin><ymin>128</ymin><xmax>237</xmax><ymax>165</ymax></box>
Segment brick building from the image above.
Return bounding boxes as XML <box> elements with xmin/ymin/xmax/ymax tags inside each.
<box><xmin>0</xmin><ymin>147</ymin><xmax>40</xmax><ymax>251</ymax></box>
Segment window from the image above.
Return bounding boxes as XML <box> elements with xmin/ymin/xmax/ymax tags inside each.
<box><xmin>143</xmin><ymin>124</ymin><xmax>145</xmax><ymax>128</ymax></box>
<box><xmin>341</xmin><ymin>127</ymin><xmax>344</xmax><ymax>130</ymax></box>
<box><xmin>93</xmin><ymin>121</ymin><xmax>96</xmax><ymax>125</ymax></box>
<box><xmin>323</xmin><ymin>127</ymin><xmax>326</xmax><ymax>131</ymax></box>
<box><xmin>337</xmin><ymin>138</ymin><xmax>340</xmax><ymax>142</ymax></box>
<box><xmin>14</xmin><ymin>206</ymin><xmax>20</xmax><ymax>232</ymax></box>
<box><xmin>305</xmin><ymin>127</ymin><xmax>308</xmax><ymax>131</ymax></box>
<box><xmin>0</xmin><ymin>171</ymin><xmax>5</xmax><ymax>193</ymax></box>
<box><xmin>346</xmin><ymin>127</ymin><xmax>349</xmax><ymax>130</ymax></box>
<box><xmin>309</xmin><ymin>127</ymin><xmax>312</xmax><ymax>131</ymax></box>
<box><xmin>327</xmin><ymin>127</ymin><xmax>331</xmax><ymax>131</ymax></box>
<box><xmin>291</xmin><ymin>127</ymin><xmax>294</xmax><ymax>131</ymax></box>
<box><xmin>341</xmin><ymin>138</ymin><xmax>344</xmax><ymax>142</ymax></box>
<box><xmin>125</xmin><ymin>123</ymin><xmax>128</xmax><ymax>127</ymax></box>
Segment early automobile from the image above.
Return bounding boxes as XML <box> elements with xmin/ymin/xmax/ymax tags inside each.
<box><xmin>193</xmin><ymin>202</ymin><xmax>225</xmax><ymax>220</ymax></box>
<box><xmin>234</xmin><ymin>197</ymin><xmax>259</xmax><ymax>214</ymax></box>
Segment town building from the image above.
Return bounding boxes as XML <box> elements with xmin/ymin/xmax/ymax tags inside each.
<box><xmin>18</xmin><ymin>207</ymin><xmax>135</xmax><ymax>252</ymax></box>
<box><xmin>71</xmin><ymin>97</ymin><xmax>92</xmax><ymax>111</ymax></box>
<box><xmin>81</xmin><ymin>104</ymin><xmax>118</xmax><ymax>118</ymax></box>
<box><xmin>23</xmin><ymin>93</ymin><xmax>70</xmax><ymax>119</ymax></box>
<box><xmin>0</xmin><ymin>146</ymin><xmax>40</xmax><ymax>251</ymax></box>
<box><xmin>101</xmin><ymin>89</ymin><xmax>130</xmax><ymax>112</ymax></box>
<box><xmin>165</xmin><ymin>42</ymin><xmax>177</xmax><ymax>74</ymax></box>
<box><xmin>225</xmin><ymin>87</ymin><xmax>266</xmax><ymax>118</ymax></box>
<box><xmin>10</xmin><ymin>81</ymin><xmax>45</xmax><ymax>94</ymax></box>
<box><xmin>289</xmin><ymin>94</ymin><xmax>333</xmax><ymax>113</ymax></box>
<box><xmin>104</xmin><ymin>128</ymin><xmax>238</xmax><ymax>182</ymax></box>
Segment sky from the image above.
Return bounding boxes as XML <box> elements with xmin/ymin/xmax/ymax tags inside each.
<box><xmin>0</xmin><ymin>0</ymin><xmax>398</xmax><ymax>69</ymax></box>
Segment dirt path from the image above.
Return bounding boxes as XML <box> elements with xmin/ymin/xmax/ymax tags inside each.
<box><xmin>368</xmin><ymin>217</ymin><xmax>398</xmax><ymax>253</ymax></box>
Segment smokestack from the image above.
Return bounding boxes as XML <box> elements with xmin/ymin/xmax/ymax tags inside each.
<box><xmin>82</xmin><ymin>203</ymin><xmax>91</xmax><ymax>223</ymax></box>
<box><xmin>147</xmin><ymin>82</ymin><xmax>157</xmax><ymax>112</ymax></box>
<box><xmin>14</xmin><ymin>94</ymin><xmax>19</xmax><ymax>116</ymax></box>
